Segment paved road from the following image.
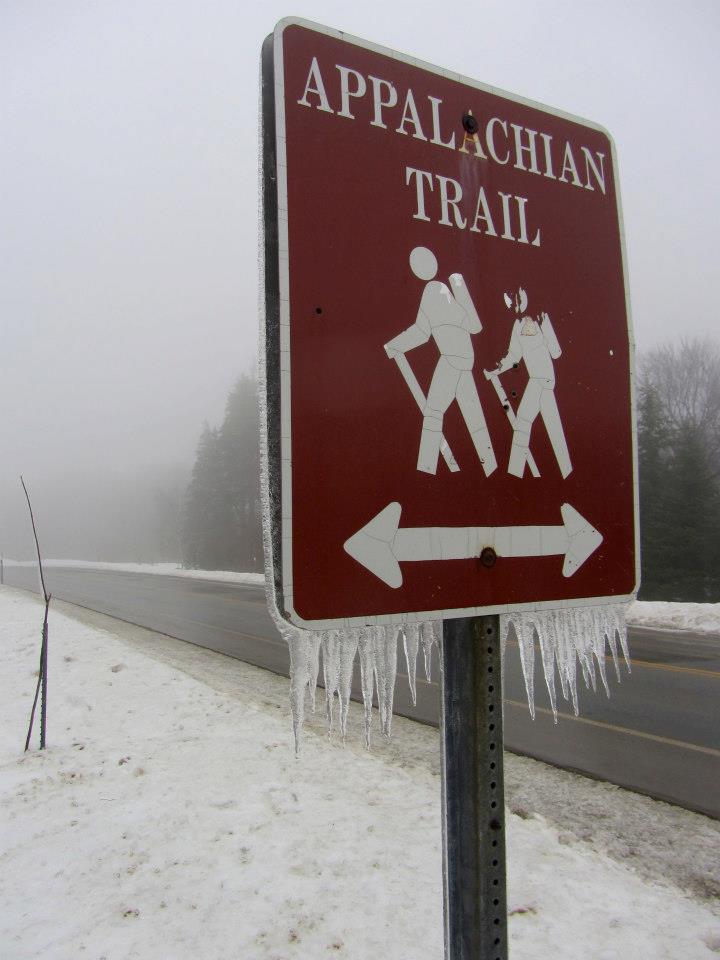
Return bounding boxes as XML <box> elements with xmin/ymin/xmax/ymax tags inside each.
<box><xmin>4</xmin><ymin>563</ymin><xmax>719</xmax><ymax>818</ymax></box>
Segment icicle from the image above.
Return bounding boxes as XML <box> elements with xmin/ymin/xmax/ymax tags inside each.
<box><xmin>534</xmin><ymin>613</ymin><xmax>558</xmax><ymax>721</ymax></box>
<box><xmin>555</xmin><ymin>609</ymin><xmax>579</xmax><ymax>714</ymax></box>
<box><xmin>588</xmin><ymin>607</ymin><xmax>611</xmax><ymax>698</ymax></box>
<box><xmin>383</xmin><ymin>625</ymin><xmax>398</xmax><ymax>736</ymax></box>
<box><xmin>307</xmin><ymin>633</ymin><xmax>321</xmax><ymax>713</ymax></box>
<box><xmin>572</xmin><ymin>608</ymin><xmax>596</xmax><ymax>694</ymax></box>
<box><xmin>402</xmin><ymin>624</ymin><xmax>419</xmax><ymax>706</ymax></box>
<box><xmin>556</xmin><ymin>611</ymin><xmax>575</xmax><ymax>712</ymax></box>
<box><xmin>357</xmin><ymin>628</ymin><xmax>376</xmax><ymax>748</ymax></box>
<box><xmin>285</xmin><ymin>627</ymin><xmax>311</xmax><ymax>756</ymax></box>
<box><xmin>282</xmin><ymin>598</ymin><xmax>633</xmax><ymax>750</ymax></box>
<box><xmin>515</xmin><ymin>613</ymin><xmax>536</xmax><ymax>720</ymax></box>
<box><xmin>578</xmin><ymin>653</ymin><xmax>591</xmax><ymax>690</ymax></box>
<box><xmin>321</xmin><ymin>631</ymin><xmax>341</xmax><ymax>734</ymax></box>
<box><xmin>420</xmin><ymin>620</ymin><xmax>437</xmax><ymax>680</ymax></box>
<box><xmin>564</xmin><ymin>613</ymin><xmax>580</xmax><ymax>716</ymax></box>
<box><xmin>611</xmin><ymin>603</ymin><xmax>631</xmax><ymax>672</ymax></box>
<box><xmin>605</xmin><ymin>614</ymin><xmax>622</xmax><ymax>681</ymax></box>
<box><xmin>372</xmin><ymin>625</ymin><xmax>397</xmax><ymax>738</ymax></box>
<box><xmin>500</xmin><ymin>614</ymin><xmax>508</xmax><ymax>678</ymax></box>
<box><xmin>545</xmin><ymin>611</ymin><xmax>566</xmax><ymax>703</ymax></box>
<box><xmin>337</xmin><ymin>629</ymin><xmax>359</xmax><ymax>740</ymax></box>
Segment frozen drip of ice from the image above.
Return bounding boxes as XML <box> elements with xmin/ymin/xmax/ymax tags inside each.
<box><xmin>420</xmin><ymin>621</ymin><xmax>438</xmax><ymax>681</ymax></box>
<box><xmin>503</xmin><ymin>603</ymin><xmax>631</xmax><ymax>721</ymax></box>
<box><xmin>275</xmin><ymin>620</ymin><xmax>441</xmax><ymax>750</ymax></box>
<box><xmin>357</xmin><ymin>628</ymin><xmax>375</xmax><ymax>748</ymax></box>
<box><xmin>372</xmin><ymin>626</ymin><xmax>398</xmax><ymax>738</ymax></box>
<box><xmin>321</xmin><ymin>631</ymin><xmax>341</xmax><ymax>733</ymax></box>
<box><xmin>337</xmin><ymin>630</ymin><xmax>359</xmax><ymax>740</ymax></box>
<box><xmin>536</xmin><ymin>620</ymin><xmax>559</xmax><ymax>718</ymax></box>
<box><xmin>277</xmin><ymin>599</ymin><xmax>630</xmax><ymax>750</ymax></box>
<box><xmin>307</xmin><ymin>634</ymin><xmax>321</xmax><ymax>713</ymax></box>
<box><xmin>283</xmin><ymin>625</ymin><xmax>311</xmax><ymax>756</ymax></box>
<box><xmin>402</xmin><ymin>624</ymin><xmax>420</xmax><ymax>706</ymax></box>
<box><xmin>514</xmin><ymin>613</ymin><xmax>537</xmax><ymax>720</ymax></box>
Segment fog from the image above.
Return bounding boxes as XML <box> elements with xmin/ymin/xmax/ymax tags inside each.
<box><xmin>2</xmin><ymin>0</ymin><xmax>718</xmax><ymax>560</ymax></box>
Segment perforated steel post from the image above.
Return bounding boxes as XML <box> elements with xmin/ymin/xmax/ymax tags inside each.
<box><xmin>440</xmin><ymin>615</ymin><xmax>507</xmax><ymax>960</ymax></box>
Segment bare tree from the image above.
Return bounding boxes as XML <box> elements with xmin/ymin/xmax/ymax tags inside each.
<box><xmin>21</xmin><ymin>476</ymin><xmax>51</xmax><ymax>751</ymax></box>
<box><xmin>638</xmin><ymin>337</ymin><xmax>720</xmax><ymax>467</ymax></box>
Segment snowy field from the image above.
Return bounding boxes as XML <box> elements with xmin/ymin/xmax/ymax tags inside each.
<box><xmin>1</xmin><ymin>587</ymin><xmax>719</xmax><ymax>960</ymax></box>
<box><xmin>5</xmin><ymin>559</ymin><xmax>720</xmax><ymax>635</ymax></box>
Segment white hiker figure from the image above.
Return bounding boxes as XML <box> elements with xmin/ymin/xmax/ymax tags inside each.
<box><xmin>485</xmin><ymin>287</ymin><xmax>572</xmax><ymax>479</ymax></box>
<box><xmin>384</xmin><ymin>246</ymin><xmax>497</xmax><ymax>477</ymax></box>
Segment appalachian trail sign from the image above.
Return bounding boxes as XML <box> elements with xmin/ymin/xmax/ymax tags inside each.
<box><xmin>261</xmin><ymin>18</ymin><xmax>637</xmax><ymax>632</ymax></box>
<box><xmin>261</xmin><ymin>19</ymin><xmax>636</xmax><ymax>960</ymax></box>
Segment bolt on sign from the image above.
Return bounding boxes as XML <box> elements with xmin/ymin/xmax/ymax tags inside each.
<box><xmin>261</xmin><ymin>18</ymin><xmax>638</xmax><ymax>630</ymax></box>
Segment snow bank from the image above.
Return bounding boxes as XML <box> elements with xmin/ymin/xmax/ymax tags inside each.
<box><xmin>1</xmin><ymin>586</ymin><xmax>718</xmax><ymax>960</ymax></box>
<box><xmin>627</xmin><ymin>600</ymin><xmax>720</xmax><ymax>636</ymax></box>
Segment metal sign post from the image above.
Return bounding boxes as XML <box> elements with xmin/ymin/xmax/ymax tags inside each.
<box><xmin>441</xmin><ymin>616</ymin><xmax>506</xmax><ymax>960</ymax></box>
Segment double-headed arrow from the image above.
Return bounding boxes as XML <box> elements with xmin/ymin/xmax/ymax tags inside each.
<box><xmin>343</xmin><ymin>502</ymin><xmax>603</xmax><ymax>588</ymax></box>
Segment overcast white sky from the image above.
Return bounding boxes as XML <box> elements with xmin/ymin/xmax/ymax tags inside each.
<box><xmin>1</xmin><ymin>0</ymin><xmax>718</xmax><ymax>552</ymax></box>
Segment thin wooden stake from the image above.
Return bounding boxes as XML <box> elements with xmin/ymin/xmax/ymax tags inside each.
<box><xmin>21</xmin><ymin>476</ymin><xmax>51</xmax><ymax>751</ymax></box>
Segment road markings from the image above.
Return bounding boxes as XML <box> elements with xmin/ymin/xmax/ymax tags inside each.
<box><xmin>505</xmin><ymin>637</ymin><xmax>719</xmax><ymax>679</ymax></box>
<box><xmin>628</xmin><ymin>658</ymin><xmax>719</xmax><ymax>680</ymax></box>
<box><xmin>505</xmin><ymin>699</ymin><xmax>720</xmax><ymax>758</ymax></box>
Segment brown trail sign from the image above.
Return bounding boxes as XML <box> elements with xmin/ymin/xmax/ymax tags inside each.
<box><xmin>261</xmin><ymin>18</ymin><xmax>636</xmax><ymax>960</ymax></box>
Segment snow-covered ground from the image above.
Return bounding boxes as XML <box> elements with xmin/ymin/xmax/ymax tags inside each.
<box><xmin>1</xmin><ymin>587</ymin><xmax>719</xmax><ymax>960</ymax></box>
<box><xmin>5</xmin><ymin>559</ymin><xmax>720</xmax><ymax>634</ymax></box>
<box><xmin>626</xmin><ymin>600</ymin><xmax>720</xmax><ymax>636</ymax></box>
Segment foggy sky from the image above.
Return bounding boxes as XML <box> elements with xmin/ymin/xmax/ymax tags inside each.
<box><xmin>2</xmin><ymin>0</ymin><xmax>718</xmax><ymax>558</ymax></box>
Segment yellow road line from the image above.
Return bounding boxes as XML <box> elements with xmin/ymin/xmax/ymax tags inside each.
<box><xmin>629</xmin><ymin>658</ymin><xmax>719</xmax><ymax>679</ymax></box>
<box><xmin>505</xmin><ymin>699</ymin><xmax>720</xmax><ymax>758</ymax></box>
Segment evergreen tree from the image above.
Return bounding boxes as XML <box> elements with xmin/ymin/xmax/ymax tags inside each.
<box><xmin>182</xmin><ymin>425</ymin><xmax>228</xmax><ymax>569</ymax></box>
<box><xmin>637</xmin><ymin>381</ymin><xmax>672</xmax><ymax>598</ymax></box>
<box><xmin>181</xmin><ymin>374</ymin><xmax>263</xmax><ymax>572</ymax></box>
<box><xmin>661</xmin><ymin>422</ymin><xmax>720</xmax><ymax>601</ymax></box>
<box><xmin>219</xmin><ymin>374</ymin><xmax>263</xmax><ymax>572</ymax></box>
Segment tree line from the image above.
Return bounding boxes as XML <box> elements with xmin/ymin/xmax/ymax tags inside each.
<box><xmin>637</xmin><ymin>338</ymin><xmax>720</xmax><ymax>601</ymax></box>
<box><xmin>181</xmin><ymin>373</ymin><xmax>263</xmax><ymax>573</ymax></box>
<box><xmin>183</xmin><ymin>340</ymin><xmax>720</xmax><ymax>601</ymax></box>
